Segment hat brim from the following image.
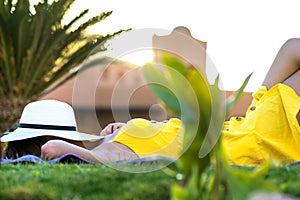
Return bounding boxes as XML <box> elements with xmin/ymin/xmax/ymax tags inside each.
<box><xmin>1</xmin><ymin>128</ymin><xmax>104</xmax><ymax>142</ymax></box>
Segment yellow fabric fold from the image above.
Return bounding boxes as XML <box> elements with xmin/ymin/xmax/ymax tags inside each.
<box><xmin>112</xmin><ymin>118</ymin><xmax>184</xmax><ymax>159</ymax></box>
<box><xmin>222</xmin><ymin>83</ymin><xmax>300</xmax><ymax>166</ymax></box>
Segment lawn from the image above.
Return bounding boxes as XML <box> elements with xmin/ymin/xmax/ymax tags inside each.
<box><xmin>1</xmin><ymin>162</ymin><xmax>300</xmax><ymax>200</ymax></box>
<box><xmin>0</xmin><ymin>163</ymin><xmax>177</xmax><ymax>200</ymax></box>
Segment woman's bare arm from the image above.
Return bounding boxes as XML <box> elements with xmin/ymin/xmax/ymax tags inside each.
<box><xmin>41</xmin><ymin>139</ymin><xmax>138</xmax><ymax>163</ymax></box>
<box><xmin>41</xmin><ymin>140</ymin><xmax>98</xmax><ymax>162</ymax></box>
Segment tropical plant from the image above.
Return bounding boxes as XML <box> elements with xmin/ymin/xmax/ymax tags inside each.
<box><xmin>0</xmin><ymin>0</ymin><xmax>126</xmax><ymax>132</ymax></box>
<box><xmin>143</xmin><ymin>54</ymin><xmax>275</xmax><ymax>199</ymax></box>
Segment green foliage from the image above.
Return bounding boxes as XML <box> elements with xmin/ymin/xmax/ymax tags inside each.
<box><xmin>225</xmin><ymin>72</ymin><xmax>252</xmax><ymax>114</ymax></box>
<box><xmin>0</xmin><ymin>0</ymin><xmax>127</xmax><ymax>131</ymax></box>
<box><xmin>143</xmin><ymin>54</ymin><xmax>215</xmax><ymax>199</ymax></box>
<box><xmin>0</xmin><ymin>0</ymin><xmax>123</xmax><ymax>98</ymax></box>
<box><xmin>142</xmin><ymin>54</ymin><xmax>277</xmax><ymax>199</ymax></box>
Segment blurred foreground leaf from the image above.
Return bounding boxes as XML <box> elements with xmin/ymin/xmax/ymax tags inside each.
<box><xmin>142</xmin><ymin>54</ymin><xmax>277</xmax><ymax>199</ymax></box>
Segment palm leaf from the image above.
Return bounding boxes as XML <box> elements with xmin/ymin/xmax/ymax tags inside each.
<box><xmin>0</xmin><ymin>0</ymin><xmax>126</xmax><ymax>132</ymax></box>
<box><xmin>42</xmin><ymin>56</ymin><xmax>115</xmax><ymax>95</ymax></box>
<box><xmin>0</xmin><ymin>13</ymin><xmax>14</xmax><ymax>94</ymax></box>
<box><xmin>19</xmin><ymin>2</ymin><xmax>113</xmax><ymax>98</ymax></box>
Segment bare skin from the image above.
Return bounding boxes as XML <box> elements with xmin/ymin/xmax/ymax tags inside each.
<box><xmin>262</xmin><ymin>38</ymin><xmax>300</xmax><ymax>123</ymax></box>
<box><xmin>41</xmin><ymin>122</ymin><xmax>138</xmax><ymax>163</ymax></box>
<box><xmin>263</xmin><ymin>38</ymin><xmax>300</xmax><ymax>93</ymax></box>
<box><xmin>42</xmin><ymin>38</ymin><xmax>300</xmax><ymax>162</ymax></box>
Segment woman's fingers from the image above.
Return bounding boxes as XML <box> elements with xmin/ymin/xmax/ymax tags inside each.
<box><xmin>100</xmin><ymin>123</ymin><xmax>125</xmax><ymax>136</ymax></box>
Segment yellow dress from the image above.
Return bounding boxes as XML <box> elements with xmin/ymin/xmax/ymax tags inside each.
<box><xmin>112</xmin><ymin>118</ymin><xmax>184</xmax><ymax>159</ymax></box>
<box><xmin>222</xmin><ymin>83</ymin><xmax>300</xmax><ymax>166</ymax></box>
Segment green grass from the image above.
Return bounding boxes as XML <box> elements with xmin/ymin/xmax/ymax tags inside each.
<box><xmin>1</xmin><ymin>163</ymin><xmax>300</xmax><ymax>200</ymax></box>
<box><xmin>265</xmin><ymin>164</ymin><xmax>300</xmax><ymax>197</ymax></box>
<box><xmin>0</xmin><ymin>163</ymin><xmax>177</xmax><ymax>200</ymax></box>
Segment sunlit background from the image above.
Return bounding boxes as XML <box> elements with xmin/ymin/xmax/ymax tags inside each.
<box><xmin>33</xmin><ymin>0</ymin><xmax>300</xmax><ymax>92</ymax></box>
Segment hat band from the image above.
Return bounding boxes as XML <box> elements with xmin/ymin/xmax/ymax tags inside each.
<box><xmin>19</xmin><ymin>123</ymin><xmax>77</xmax><ymax>131</ymax></box>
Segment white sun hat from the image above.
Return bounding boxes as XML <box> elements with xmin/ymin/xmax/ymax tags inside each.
<box><xmin>1</xmin><ymin>100</ymin><xmax>103</xmax><ymax>142</ymax></box>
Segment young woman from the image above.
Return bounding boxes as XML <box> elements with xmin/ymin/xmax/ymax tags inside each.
<box><xmin>41</xmin><ymin>118</ymin><xmax>184</xmax><ymax>163</ymax></box>
<box><xmin>43</xmin><ymin>38</ymin><xmax>300</xmax><ymax>165</ymax></box>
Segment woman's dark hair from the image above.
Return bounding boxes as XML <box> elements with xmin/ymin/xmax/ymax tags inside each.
<box><xmin>4</xmin><ymin>136</ymin><xmax>86</xmax><ymax>159</ymax></box>
<box><xmin>4</xmin><ymin>136</ymin><xmax>51</xmax><ymax>159</ymax></box>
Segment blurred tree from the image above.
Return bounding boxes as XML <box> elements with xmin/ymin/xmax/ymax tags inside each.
<box><xmin>0</xmin><ymin>0</ymin><xmax>126</xmax><ymax>132</ymax></box>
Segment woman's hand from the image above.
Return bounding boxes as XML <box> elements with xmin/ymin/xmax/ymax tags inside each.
<box><xmin>100</xmin><ymin>122</ymin><xmax>125</xmax><ymax>136</ymax></box>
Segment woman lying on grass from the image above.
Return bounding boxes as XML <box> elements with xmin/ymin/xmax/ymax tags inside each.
<box><xmin>41</xmin><ymin>118</ymin><xmax>184</xmax><ymax>163</ymax></box>
<box><xmin>41</xmin><ymin>38</ymin><xmax>300</xmax><ymax>166</ymax></box>
<box><xmin>1</xmin><ymin>99</ymin><xmax>184</xmax><ymax>163</ymax></box>
<box><xmin>2</xmin><ymin>38</ymin><xmax>300</xmax><ymax>166</ymax></box>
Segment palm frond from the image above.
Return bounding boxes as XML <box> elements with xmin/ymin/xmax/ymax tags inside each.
<box><xmin>0</xmin><ymin>0</ymin><xmax>126</xmax><ymax>132</ymax></box>
<box><xmin>33</xmin><ymin>31</ymin><xmax>125</xmax><ymax>97</ymax></box>
<box><xmin>0</xmin><ymin>14</ymin><xmax>15</xmax><ymax>94</ymax></box>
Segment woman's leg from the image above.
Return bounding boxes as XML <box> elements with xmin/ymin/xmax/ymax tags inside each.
<box><xmin>282</xmin><ymin>69</ymin><xmax>300</xmax><ymax>124</ymax></box>
<box><xmin>282</xmin><ymin>69</ymin><xmax>300</xmax><ymax>97</ymax></box>
<box><xmin>263</xmin><ymin>38</ymin><xmax>300</xmax><ymax>89</ymax></box>
<box><xmin>262</xmin><ymin>38</ymin><xmax>300</xmax><ymax>124</ymax></box>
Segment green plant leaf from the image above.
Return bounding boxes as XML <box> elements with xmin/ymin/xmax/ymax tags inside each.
<box><xmin>226</xmin><ymin>72</ymin><xmax>253</xmax><ymax>114</ymax></box>
<box><xmin>160</xmin><ymin>52</ymin><xmax>188</xmax><ymax>76</ymax></box>
<box><xmin>142</xmin><ymin>54</ymin><xmax>272</xmax><ymax>199</ymax></box>
<box><xmin>143</xmin><ymin>63</ymin><xmax>181</xmax><ymax>115</ymax></box>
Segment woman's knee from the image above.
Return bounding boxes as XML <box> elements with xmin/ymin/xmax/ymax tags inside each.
<box><xmin>282</xmin><ymin>38</ymin><xmax>300</xmax><ymax>58</ymax></box>
<box><xmin>284</xmin><ymin>38</ymin><xmax>300</xmax><ymax>47</ymax></box>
